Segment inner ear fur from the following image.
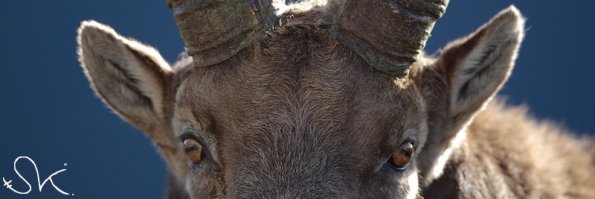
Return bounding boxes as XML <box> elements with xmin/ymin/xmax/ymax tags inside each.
<box><xmin>77</xmin><ymin>20</ymin><xmax>192</xmax><ymax>179</ymax></box>
<box><xmin>77</xmin><ymin>20</ymin><xmax>177</xmax><ymax>147</ymax></box>
<box><xmin>439</xmin><ymin>6</ymin><xmax>524</xmax><ymax>122</ymax></box>
<box><xmin>77</xmin><ymin>21</ymin><xmax>171</xmax><ymax>130</ymax></box>
<box><xmin>417</xmin><ymin>6</ymin><xmax>525</xmax><ymax>184</ymax></box>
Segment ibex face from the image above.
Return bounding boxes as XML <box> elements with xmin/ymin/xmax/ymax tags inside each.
<box><xmin>77</xmin><ymin>0</ymin><xmax>524</xmax><ymax>198</ymax></box>
<box><xmin>171</xmin><ymin>34</ymin><xmax>427</xmax><ymax>198</ymax></box>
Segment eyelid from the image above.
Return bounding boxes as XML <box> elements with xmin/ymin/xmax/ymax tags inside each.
<box><xmin>402</xmin><ymin>138</ymin><xmax>417</xmax><ymax>147</ymax></box>
<box><xmin>384</xmin><ymin>138</ymin><xmax>417</xmax><ymax>163</ymax></box>
<box><xmin>178</xmin><ymin>130</ymin><xmax>200</xmax><ymax>142</ymax></box>
<box><xmin>178</xmin><ymin>130</ymin><xmax>209</xmax><ymax>151</ymax></box>
<box><xmin>384</xmin><ymin>139</ymin><xmax>416</xmax><ymax>157</ymax></box>
<box><xmin>178</xmin><ymin>126</ymin><xmax>220</xmax><ymax>164</ymax></box>
<box><xmin>179</xmin><ymin>130</ymin><xmax>213</xmax><ymax>160</ymax></box>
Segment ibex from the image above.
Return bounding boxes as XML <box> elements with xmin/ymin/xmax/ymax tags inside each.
<box><xmin>76</xmin><ymin>0</ymin><xmax>594</xmax><ymax>198</ymax></box>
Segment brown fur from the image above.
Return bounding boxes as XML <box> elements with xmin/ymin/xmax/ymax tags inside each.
<box><xmin>77</xmin><ymin>2</ymin><xmax>594</xmax><ymax>199</ymax></box>
<box><xmin>170</xmin><ymin>11</ymin><xmax>427</xmax><ymax>198</ymax></box>
<box><xmin>424</xmin><ymin>101</ymin><xmax>595</xmax><ymax>198</ymax></box>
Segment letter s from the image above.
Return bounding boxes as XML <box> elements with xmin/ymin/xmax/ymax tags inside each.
<box><xmin>2</xmin><ymin>156</ymin><xmax>33</xmax><ymax>194</ymax></box>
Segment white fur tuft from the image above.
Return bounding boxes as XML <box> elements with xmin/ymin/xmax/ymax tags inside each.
<box><xmin>424</xmin><ymin>128</ymin><xmax>467</xmax><ymax>186</ymax></box>
<box><xmin>405</xmin><ymin>172</ymin><xmax>420</xmax><ymax>199</ymax></box>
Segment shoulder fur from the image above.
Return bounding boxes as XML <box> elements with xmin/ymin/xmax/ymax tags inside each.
<box><xmin>425</xmin><ymin>99</ymin><xmax>595</xmax><ymax>198</ymax></box>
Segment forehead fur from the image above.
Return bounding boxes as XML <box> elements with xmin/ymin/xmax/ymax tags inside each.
<box><xmin>173</xmin><ymin>10</ymin><xmax>426</xmax><ymax>139</ymax></box>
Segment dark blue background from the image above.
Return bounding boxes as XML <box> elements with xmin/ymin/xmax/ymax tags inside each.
<box><xmin>0</xmin><ymin>0</ymin><xmax>593</xmax><ymax>198</ymax></box>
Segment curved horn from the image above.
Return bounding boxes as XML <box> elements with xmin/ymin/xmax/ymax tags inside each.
<box><xmin>335</xmin><ymin>0</ymin><xmax>449</xmax><ymax>77</ymax></box>
<box><xmin>168</xmin><ymin>0</ymin><xmax>277</xmax><ymax>68</ymax></box>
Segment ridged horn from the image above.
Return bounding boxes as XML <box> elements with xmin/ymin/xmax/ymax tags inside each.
<box><xmin>335</xmin><ymin>0</ymin><xmax>449</xmax><ymax>77</ymax></box>
<box><xmin>168</xmin><ymin>0</ymin><xmax>277</xmax><ymax>68</ymax></box>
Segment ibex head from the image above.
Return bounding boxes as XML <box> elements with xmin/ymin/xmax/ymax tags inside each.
<box><xmin>77</xmin><ymin>0</ymin><xmax>524</xmax><ymax>198</ymax></box>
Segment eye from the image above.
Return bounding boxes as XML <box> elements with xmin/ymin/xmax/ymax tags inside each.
<box><xmin>388</xmin><ymin>141</ymin><xmax>415</xmax><ymax>171</ymax></box>
<box><xmin>183</xmin><ymin>138</ymin><xmax>204</xmax><ymax>164</ymax></box>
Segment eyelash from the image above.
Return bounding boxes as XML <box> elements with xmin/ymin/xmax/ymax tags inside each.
<box><xmin>179</xmin><ymin>131</ymin><xmax>201</xmax><ymax>142</ymax></box>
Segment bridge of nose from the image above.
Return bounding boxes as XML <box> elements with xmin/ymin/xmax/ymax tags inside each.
<box><xmin>227</xmin><ymin>125</ymin><xmax>358</xmax><ymax>193</ymax></box>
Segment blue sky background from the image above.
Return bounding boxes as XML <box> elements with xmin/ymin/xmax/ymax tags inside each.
<box><xmin>0</xmin><ymin>0</ymin><xmax>593</xmax><ymax>198</ymax></box>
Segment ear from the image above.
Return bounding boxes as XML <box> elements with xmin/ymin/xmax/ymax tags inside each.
<box><xmin>438</xmin><ymin>6</ymin><xmax>524</xmax><ymax>123</ymax></box>
<box><xmin>417</xmin><ymin>6</ymin><xmax>524</xmax><ymax>185</ymax></box>
<box><xmin>77</xmin><ymin>20</ymin><xmax>174</xmax><ymax>141</ymax></box>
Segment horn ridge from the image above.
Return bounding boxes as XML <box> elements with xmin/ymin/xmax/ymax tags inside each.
<box><xmin>169</xmin><ymin>0</ymin><xmax>277</xmax><ymax>68</ymax></box>
<box><xmin>335</xmin><ymin>0</ymin><xmax>449</xmax><ymax>77</ymax></box>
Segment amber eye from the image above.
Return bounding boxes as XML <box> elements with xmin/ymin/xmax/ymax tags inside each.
<box><xmin>183</xmin><ymin>138</ymin><xmax>204</xmax><ymax>163</ymax></box>
<box><xmin>390</xmin><ymin>141</ymin><xmax>415</xmax><ymax>170</ymax></box>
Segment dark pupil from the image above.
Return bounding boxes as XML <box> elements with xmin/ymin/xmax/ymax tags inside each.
<box><xmin>401</xmin><ymin>147</ymin><xmax>413</xmax><ymax>156</ymax></box>
<box><xmin>185</xmin><ymin>145</ymin><xmax>199</xmax><ymax>153</ymax></box>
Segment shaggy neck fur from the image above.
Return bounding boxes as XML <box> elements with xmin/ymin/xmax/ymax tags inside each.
<box><xmin>423</xmin><ymin>100</ymin><xmax>595</xmax><ymax>198</ymax></box>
